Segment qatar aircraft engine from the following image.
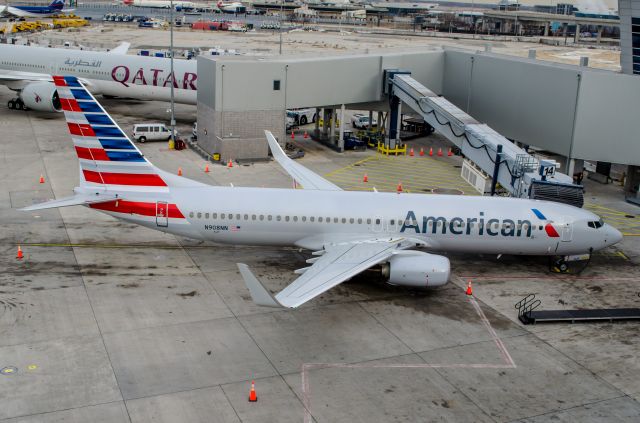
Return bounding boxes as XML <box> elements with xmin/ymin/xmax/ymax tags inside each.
<box><xmin>22</xmin><ymin>76</ymin><xmax>623</xmax><ymax>308</ymax></box>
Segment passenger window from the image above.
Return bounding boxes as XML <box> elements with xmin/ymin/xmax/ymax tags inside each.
<box><xmin>367</xmin><ymin>218</ymin><xmax>371</xmax><ymax>224</ymax></box>
<box><xmin>302</xmin><ymin>216</ymin><xmax>307</xmax><ymax>222</ymax></box>
<box><xmin>259</xmin><ymin>215</ymin><xmax>264</xmax><ymax>221</ymax></box>
<box><xmin>375</xmin><ymin>219</ymin><xmax>380</xmax><ymax>225</ymax></box>
<box><xmin>349</xmin><ymin>218</ymin><xmax>354</xmax><ymax>224</ymax></box>
<box><xmin>197</xmin><ymin>212</ymin><xmax>202</xmax><ymax>218</ymax></box>
<box><xmin>318</xmin><ymin>217</ymin><xmax>323</xmax><ymax>223</ymax></box>
<box><xmin>341</xmin><ymin>218</ymin><xmax>346</xmax><ymax>224</ymax></box>
<box><xmin>252</xmin><ymin>215</ymin><xmax>256</xmax><ymax>220</ymax></box>
<box><xmin>189</xmin><ymin>212</ymin><xmax>194</xmax><ymax>218</ymax></box>
<box><xmin>285</xmin><ymin>216</ymin><xmax>290</xmax><ymax>222</ymax></box>
<box><xmin>205</xmin><ymin>213</ymin><xmax>209</xmax><ymax>219</ymax></box>
<box><xmin>213</xmin><ymin>213</ymin><xmax>217</xmax><ymax>219</ymax></box>
<box><xmin>358</xmin><ymin>218</ymin><xmax>362</xmax><ymax>224</ymax></box>
<box><xmin>244</xmin><ymin>214</ymin><xmax>248</xmax><ymax>220</ymax></box>
<box><xmin>277</xmin><ymin>216</ymin><xmax>281</xmax><ymax>221</ymax></box>
<box><xmin>334</xmin><ymin>218</ymin><xmax>338</xmax><ymax>223</ymax></box>
<box><xmin>236</xmin><ymin>214</ymin><xmax>240</xmax><ymax>220</ymax></box>
<box><xmin>268</xmin><ymin>215</ymin><xmax>272</xmax><ymax>221</ymax></box>
<box><xmin>293</xmin><ymin>216</ymin><xmax>298</xmax><ymax>222</ymax></box>
<box><xmin>390</xmin><ymin>219</ymin><xmax>395</xmax><ymax>225</ymax></box>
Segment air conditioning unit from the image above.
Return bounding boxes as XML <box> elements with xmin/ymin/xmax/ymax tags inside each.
<box><xmin>461</xmin><ymin>158</ymin><xmax>491</xmax><ymax>195</ymax></box>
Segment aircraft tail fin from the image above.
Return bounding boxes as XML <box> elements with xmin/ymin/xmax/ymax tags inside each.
<box><xmin>52</xmin><ymin>75</ymin><xmax>203</xmax><ymax>191</ymax></box>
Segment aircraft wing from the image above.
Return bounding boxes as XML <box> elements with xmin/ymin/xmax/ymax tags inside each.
<box><xmin>109</xmin><ymin>42</ymin><xmax>131</xmax><ymax>54</ymax></box>
<box><xmin>264</xmin><ymin>130</ymin><xmax>341</xmax><ymax>191</ymax></box>
<box><xmin>239</xmin><ymin>237</ymin><xmax>413</xmax><ymax>308</ymax></box>
<box><xmin>0</xmin><ymin>72</ymin><xmax>92</xmax><ymax>91</ymax></box>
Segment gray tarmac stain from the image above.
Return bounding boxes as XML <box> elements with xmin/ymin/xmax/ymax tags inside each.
<box><xmin>177</xmin><ymin>290</ymin><xmax>198</xmax><ymax>298</ymax></box>
<box><xmin>117</xmin><ymin>282</ymin><xmax>140</xmax><ymax>289</ymax></box>
<box><xmin>586</xmin><ymin>285</ymin><xmax>603</xmax><ymax>293</ymax></box>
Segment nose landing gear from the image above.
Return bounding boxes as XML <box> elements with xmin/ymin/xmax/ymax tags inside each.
<box><xmin>549</xmin><ymin>248</ymin><xmax>593</xmax><ymax>274</ymax></box>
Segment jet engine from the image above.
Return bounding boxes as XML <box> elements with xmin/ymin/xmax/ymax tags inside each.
<box><xmin>21</xmin><ymin>82</ymin><xmax>61</xmax><ymax>112</ymax></box>
<box><xmin>381</xmin><ymin>252</ymin><xmax>450</xmax><ymax>288</ymax></box>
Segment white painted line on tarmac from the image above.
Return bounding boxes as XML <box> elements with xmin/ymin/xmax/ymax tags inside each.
<box><xmin>300</xmin><ymin>287</ymin><xmax>517</xmax><ymax>422</ymax></box>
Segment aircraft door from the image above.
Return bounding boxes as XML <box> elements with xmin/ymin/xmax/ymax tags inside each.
<box><xmin>560</xmin><ymin>217</ymin><xmax>572</xmax><ymax>242</ymax></box>
<box><xmin>156</xmin><ymin>201</ymin><xmax>169</xmax><ymax>227</ymax></box>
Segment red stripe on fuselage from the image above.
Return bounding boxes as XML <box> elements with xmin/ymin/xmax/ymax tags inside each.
<box><xmin>90</xmin><ymin>200</ymin><xmax>184</xmax><ymax>218</ymax></box>
<box><xmin>545</xmin><ymin>223</ymin><xmax>560</xmax><ymax>238</ymax></box>
<box><xmin>82</xmin><ymin>170</ymin><xmax>167</xmax><ymax>186</ymax></box>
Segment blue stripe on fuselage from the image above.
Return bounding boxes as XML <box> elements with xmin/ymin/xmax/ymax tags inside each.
<box><xmin>531</xmin><ymin>209</ymin><xmax>546</xmax><ymax>220</ymax></box>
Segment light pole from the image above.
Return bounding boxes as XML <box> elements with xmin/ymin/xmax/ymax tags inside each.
<box><xmin>279</xmin><ymin>0</ymin><xmax>283</xmax><ymax>54</ymax></box>
<box><xmin>169</xmin><ymin>0</ymin><xmax>176</xmax><ymax>144</ymax></box>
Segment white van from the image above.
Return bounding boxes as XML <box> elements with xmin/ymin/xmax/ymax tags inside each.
<box><xmin>132</xmin><ymin>123</ymin><xmax>172</xmax><ymax>143</ymax></box>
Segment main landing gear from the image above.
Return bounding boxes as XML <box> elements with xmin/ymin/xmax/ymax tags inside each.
<box><xmin>7</xmin><ymin>98</ymin><xmax>28</xmax><ymax>111</ymax></box>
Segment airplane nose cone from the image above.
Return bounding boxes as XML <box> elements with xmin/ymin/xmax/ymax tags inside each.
<box><xmin>606</xmin><ymin>225</ymin><xmax>623</xmax><ymax>246</ymax></box>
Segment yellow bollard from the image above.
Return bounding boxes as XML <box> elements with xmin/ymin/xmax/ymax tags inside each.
<box><xmin>168</xmin><ymin>138</ymin><xmax>175</xmax><ymax>150</ymax></box>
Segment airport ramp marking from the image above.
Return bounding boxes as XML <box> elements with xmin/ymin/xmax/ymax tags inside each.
<box><xmin>584</xmin><ymin>203</ymin><xmax>640</xmax><ymax>236</ymax></box>
<box><xmin>324</xmin><ymin>154</ymin><xmax>473</xmax><ymax>194</ymax></box>
<box><xmin>300</xmin><ymin>283</ymin><xmax>516</xmax><ymax>423</ymax></box>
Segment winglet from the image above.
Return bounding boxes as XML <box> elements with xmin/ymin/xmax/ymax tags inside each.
<box><xmin>237</xmin><ymin>263</ymin><xmax>283</xmax><ymax>308</ymax></box>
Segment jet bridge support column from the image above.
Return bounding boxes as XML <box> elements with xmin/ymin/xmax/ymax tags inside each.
<box><xmin>387</xmin><ymin>93</ymin><xmax>400</xmax><ymax>149</ymax></box>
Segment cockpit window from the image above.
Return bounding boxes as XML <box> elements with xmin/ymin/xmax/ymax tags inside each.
<box><xmin>587</xmin><ymin>219</ymin><xmax>604</xmax><ymax>229</ymax></box>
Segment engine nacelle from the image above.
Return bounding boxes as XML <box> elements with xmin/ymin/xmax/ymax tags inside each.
<box><xmin>21</xmin><ymin>82</ymin><xmax>61</xmax><ymax>112</ymax></box>
<box><xmin>382</xmin><ymin>252</ymin><xmax>450</xmax><ymax>288</ymax></box>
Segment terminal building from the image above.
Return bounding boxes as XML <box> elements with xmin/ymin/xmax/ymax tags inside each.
<box><xmin>196</xmin><ymin>45</ymin><xmax>640</xmax><ymax>203</ymax></box>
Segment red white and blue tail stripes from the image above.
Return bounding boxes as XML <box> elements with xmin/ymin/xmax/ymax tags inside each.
<box><xmin>53</xmin><ymin>76</ymin><xmax>168</xmax><ymax>190</ymax></box>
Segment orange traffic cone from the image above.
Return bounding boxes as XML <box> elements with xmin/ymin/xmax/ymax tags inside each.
<box><xmin>291</xmin><ymin>130</ymin><xmax>295</xmax><ymax>140</ymax></box>
<box><xmin>448</xmin><ymin>148</ymin><xmax>453</xmax><ymax>157</ymax></box>
<box><xmin>396</xmin><ymin>182</ymin><xmax>403</xmax><ymax>193</ymax></box>
<box><xmin>227</xmin><ymin>159</ymin><xmax>233</xmax><ymax>168</ymax></box>
<box><xmin>363</xmin><ymin>173</ymin><xmax>368</xmax><ymax>183</ymax></box>
<box><xmin>429</xmin><ymin>147</ymin><xmax>433</xmax><ymax>157</ymax></box>
<box><xmin>16</xmin><ymin>246</ymin><xmax>23</xmax><ymax>260</ymax></box>
<box><xmin>303</xmin><ymin>131</ymin><xmax>309</xmax><ymax>139</ymax></box>
<box><xmin>437</xmin><ymin>148</ymin><xmax>443</xmax><ymax>157</ymax></box>
<box><xmin>177</xmin><ymin>167</ymin><xmax>182</xmax><ymax>176</ymax></box>
<box><xmin>204</xmin><ymin>163</ymin><xmax>210</xmax><ymax>173</ymax></box>
<box><xmin>419</xmin><ymin>148</ymin><xmax>424</xmax><ymax>156</ymax></box>
<box><xmin>248</xmin><ymin>380</ymin><xmax>257</xmax><ymax>402</ymax></box>
<box><xmin>409</xmin><ymin>147</ymin><xmax>414</xmax><ymax>157</ymax></box>
<box><xmin>465</xmin><ymin>281</ymin><xmax>473</xmax><ymax>296</ymax></box>
<box><xmin>39</xmin><ymin>174</ymin><xmax>45</xmax><ymax>184</ymax></box>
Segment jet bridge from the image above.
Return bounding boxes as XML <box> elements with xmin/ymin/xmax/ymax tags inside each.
<box><xmin>383</xmin><ymin>70</ymin><xmax>584</xmax><ymax>207</ymax></box>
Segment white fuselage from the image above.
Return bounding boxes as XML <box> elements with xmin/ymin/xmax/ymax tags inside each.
<box><xmin>90</xmin><ymin>184</ymin><xmax>622</xmax><ymax>257</ymax></box>
<box><xmin>125</xmin><ymin>0</ymin><xmax>197</xmax><ymax>9</ymax></box>
<box><xmin>0</xmin><ymin>44</ymin><xmax>197</xmax><ymax>104</ymax></box>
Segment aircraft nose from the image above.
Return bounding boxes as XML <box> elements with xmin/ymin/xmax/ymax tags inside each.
<box><xmin>605</xmin><ymin>224</ymin><xmax>623</xmax><ymax>246</ymax></box>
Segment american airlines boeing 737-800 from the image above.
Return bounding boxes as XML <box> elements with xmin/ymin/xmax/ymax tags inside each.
<box><xmin>0</xmin><ymin>43</ymin><xmax>197</xmax><ymax>111</ymax></box>
<box><xmin>22</xmin><ymin>76</ymin><xmax>623</xmax><ymax>308</ymax></box>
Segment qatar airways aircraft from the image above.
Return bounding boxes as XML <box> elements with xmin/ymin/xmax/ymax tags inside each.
<box><xmin>21</xmin><ymin>76</ymin><xmax>623</xmax><ymax>308</ymax></box>
<box><xmin>122</xmin><ymin>0</ymin><xmax>198</xmax><ymax>10</ymax></box>
<box><xmin>0</xmin><ymin>43</ymin><xmax>197</xmax><ymax>111</ymax></box>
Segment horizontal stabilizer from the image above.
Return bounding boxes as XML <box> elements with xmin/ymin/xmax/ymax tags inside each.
<box><xmin>20</xmin><ymin>193</ymin><xmax>117</xmax><ymax>211</ymax></box>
